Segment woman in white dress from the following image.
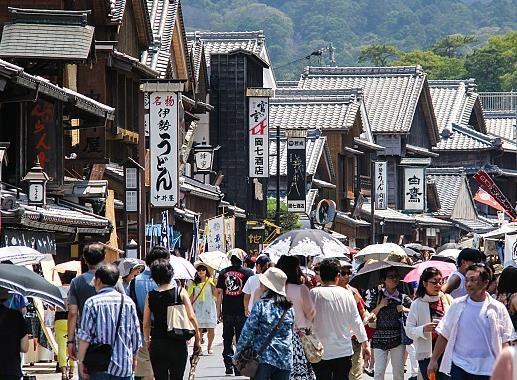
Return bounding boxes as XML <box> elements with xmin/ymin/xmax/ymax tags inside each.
<box><xmin>187</xmin><ymin>262</ymin><xmax>217</xmax><ymax>354</ymax></box>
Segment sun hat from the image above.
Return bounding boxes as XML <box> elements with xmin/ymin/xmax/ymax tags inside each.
<box><xmin>194</xmin><ymin>260</ymin><xmax>213</xmax><ymax>276</ymax></box>
<box><xmin>228</xmin><ymin>248</ymin><xmax>246</xmax><ymax>262</ymax></box>
<box><xmin>339</xmin><ymin>260</ymin><xmax>352</xmax><ymax>268</ymax></box>
<box><xmin>258</xmin><ymin>267</ymin><xmax>287</xmax><ymax>296</ymax></box>
<box><xmin>118</xmin><ymin>258</ymin><xmax>145</xmax><ymax>278</ymax></box>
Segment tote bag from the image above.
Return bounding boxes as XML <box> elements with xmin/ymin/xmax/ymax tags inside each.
<box><xmin>166</xmin><ymin>287</ymin><xmax>196</xmax><ymax>340</ymax></box>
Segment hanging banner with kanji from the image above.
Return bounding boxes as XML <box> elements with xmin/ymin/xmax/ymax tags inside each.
<box><xmin>248</xmin><ymin>97</ymin><xmax>269</xmax><ymax>178</ymax></box>
<box><xmin>403</xmin><ymin>167</ymin><xmax>425</xmax><ymax>211</ymax></box>
<box><xmin>287</xmin><ymin>137</ymin><xmax>306</xmax><ymax>212</ymax></box>
<box><xmin>374</xmin><ymin>162</ymin><xmax>387</xmax><ymax>210</ymax></box>
<box><xmin>149</xmin><ymin>92</ymin><xmax>179</xmax><ymax>207</ymax></box>
<box><xmin>207</xmin><ymin>216</ymin><xmax>225</xmax><ymax>252</ymax></box>
<box><xmin>224</xmin><ymin>216</ymin><xmax>236</xmax><ymax>251</ymax></box>
<box><xmin>474</xmin><ymin>169</ymin><xmax>517</xmax><ymax>220</ymax></box>
<box><xmin>28</xmin><ymin>98</ymin><xmax>57</xmax><ymax>180</ymax></box>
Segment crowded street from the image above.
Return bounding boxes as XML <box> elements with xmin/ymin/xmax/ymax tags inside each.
<box><xmin>0</xmin><ymin>1</ymin><xmax>516</xmax><ymax>380</ymax></box>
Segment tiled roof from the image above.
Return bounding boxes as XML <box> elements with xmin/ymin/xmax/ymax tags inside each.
<box><xmin>0</xmin><ymin>59</ymin><xmax>114</xmax><ymax>120</ymax></box>
<box><xmin>298</xmin><ymin>66</ymin><xmax>437</xmax><ymax>137</ymax></box>
<box><xmin>433</xmin><ymin>123</ymin><xmax>499</xmax><ymax>151</ymax></box>
<box><xmin>0</xmin><ymin>8</ymin><xmax>94</xmax><ymax>61</ymax></box>
<box><xmin>186</xmin><ymin>31</ymin><xmax>265</xmax><ymax>68</ymax></box>
<box><xmin>453</xmin><ymin>218</ymin><xmax>495</xmax><ymax>233</ymax></box>
<box><xmin>485</xmin><ymin>111</ymin><xmax>516</xmax><ymax>151</ymax></box>
<box><xmin>361</xmin><ymin>202</ymin><xmax>415</xmax><ymax>223</ymax></box>
<box><xmin>429</xmin><ymin>80</ymin><xmax>485</xmax><ymax>133</ymax></box>
<box><xmin>269</xmin><ymin>136</ymin><xmax>327</xmax><ymax>176</ymax></box>
<box><xmin>427</xmin><ymin>168</ymin><xmax>466</xmax><ymax>217</ymax></box>
<box><xmin>187</xmin><ymin>39</ymin><xmax>204</xmax><ymax>82</ymax></box>
<box><xmin>270</xmin><ymin>92</ymin><xmax>361</xmax><ymax>131</ymax></box>
<box><xmin>107</xmin><ymin>0</ymin><xmax>126</xmax><ymax>23</ymax></box>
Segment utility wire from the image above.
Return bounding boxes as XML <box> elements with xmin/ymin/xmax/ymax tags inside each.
<box><xmin>272</xmin><ymin>50</ymin><xmax>323</xmax><ymax>70</ymax></box>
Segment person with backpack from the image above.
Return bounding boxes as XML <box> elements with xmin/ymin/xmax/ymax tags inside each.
<box><xmin>129</xmin><ymin>246</ymin><xmax>172</xmax><ymax>380</ymax></box>
<box><xmin>142</xmin><ymin>259</ymin><xmax>201</xmax><ymax>380</ymax></box>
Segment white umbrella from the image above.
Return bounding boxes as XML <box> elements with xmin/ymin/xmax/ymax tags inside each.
<box><xmin>199</xmin><ymin>250</ymin><xmax>231</xmax><ymax>271</ymax></box>
<box><xmin>432</xmin><ymin>248</ymin><xmax>461</xmax><ymax>262</ymax></box>
<box><xmin>0</xmin><ymin>246</ymin><xmax>45</xmax><ymax>266</ymax></box>
<box><xmin>354</xmin><ymin>243</ymin><xmax>407</xmax><ymax>261</ymax></box>
<box><xmin>170</xmin><ymin>256</ymin><xmax>196</xmax><ymax>280</ymax></box>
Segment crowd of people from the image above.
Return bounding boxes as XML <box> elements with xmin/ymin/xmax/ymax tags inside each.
<box><xmin>0</xmin><ymin>241</ymin><xmax>516</xmax><ymax>380</ymax></box>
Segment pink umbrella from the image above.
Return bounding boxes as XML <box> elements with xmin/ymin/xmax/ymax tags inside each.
<box><xmin>404</xmin><ymin>260</ymin><xmax>457</xmax><ymax>283</ymax></box>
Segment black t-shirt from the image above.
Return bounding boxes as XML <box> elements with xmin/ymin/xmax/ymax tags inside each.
<box><xmin>148</xmin><ymin>288</ymin><xmax>180</xmax><ymax>339</ymax></box>
<box><xmin>216</xmin><ymin>266</ymin><xmax>254</xmax><ymax>316</ymax></box>
<box><xmin>0</xmin><ymin>305</ymin><xmax>28</xmax><ymax>377</ymax></box>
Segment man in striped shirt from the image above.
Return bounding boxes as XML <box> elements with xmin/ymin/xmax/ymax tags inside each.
<box><xmin>77</xmin><ymin>264</ymin><xmax>142</xmax><ymax>379</ymax></box>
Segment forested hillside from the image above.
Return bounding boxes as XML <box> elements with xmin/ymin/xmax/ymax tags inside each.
<box><xmin>183</xmin><ymin>0</ymin><xmax>516</xmax><ymax>84</ymax></box>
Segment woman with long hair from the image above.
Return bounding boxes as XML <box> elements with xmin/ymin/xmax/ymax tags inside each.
<box><xmin>234</xmin><ymin>267</ymin><xmax>295</xmax><ymax>380</ymax></box>
<box><xmin>405</xmin><ymin>267</ymin><xmax>452</xmax><ymax>380</ymax></box>
<box><xmin>143</xmin><ymin>259</ymin><xmax>201</xmax><ymax>380</ymax></box>
<box><xmin>276</xmin><ymin>255</ymin><xmax>316</xmax><ymax>380</ymax></box>
<box><xmin>187</xmin><ymin>261</ymin><xmax>217</xmax><ymax>354</ymax></box>
<box><xmin>370</xmin><ymin>267</ymin><xmax>412</xmax><ymax>380</ymax></box>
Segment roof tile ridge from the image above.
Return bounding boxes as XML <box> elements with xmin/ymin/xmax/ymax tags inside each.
<box><xmin>451</xmin><ymin>123</ymin><xmax>499</xmax><ymax>145</ymax></box>
<box><xmin>302</xmin><ymin>65</ymin><xmax>423</xmax><ymax>77</ymax></box>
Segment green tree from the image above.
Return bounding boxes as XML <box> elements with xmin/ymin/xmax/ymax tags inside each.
<box><xmin>266</xmin><ymin>197</ymin><xmax>301</xmax><ymax>232</ymax></box>
<box><xmin>392</xmin><ymin>50</ymin><xmax>467</xmax><ymax>79</ymax></box>
<box><xmin>432</xmin><ymin>34</ymin><xmax>477</xmax><ymax>58</ymax></box>
<box><xmin>358</xmin><ymin>44</ymin><xmax>401</xmax><ymax>66</ymax></box>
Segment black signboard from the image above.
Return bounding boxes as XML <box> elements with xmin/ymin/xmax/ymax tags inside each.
<box><xmin>28</xmin><ymin>98</ymin><xmax>58</xmax><ymax>180</ymax></box>
<box><xmin>287</xmin><ymin>137</ymin><xmax>306</xmax><ymax>213</ymax></box>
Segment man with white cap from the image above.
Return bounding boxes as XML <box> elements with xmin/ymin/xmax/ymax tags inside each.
<box><xmin>311</xmin><ymin>258</ymin><xmax>371</xmax><ymax>380</ymax></box>
<box><xmin>216</xmin><ymin>248</ymin><xmax>254</xmax><ymax>375</ymax></box>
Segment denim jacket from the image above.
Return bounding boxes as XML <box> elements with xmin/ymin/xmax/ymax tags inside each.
<box><xmin>234</xmin><ymin>298</ymin><xmax>294</xmax><ymax>370</ymax></box>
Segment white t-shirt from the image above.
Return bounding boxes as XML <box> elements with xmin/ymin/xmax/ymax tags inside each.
<box><xmin>310</xmin><ymin>285</ymin><xmax>368</xmax><ymax>360</ymax></box>
<box><xmin>452</xmin><ymin>297</ymin><xmax>495</xmax><ymax>375</ymax></box>
<box><xmin>242</xmin><ymin>274</ymin><xmax>260</xmax><ymax>310</ymax></box>
<box><xmin>450</xmin><ymin>271</ymin><xmax>467</xmax><ymax>299</ymax></box>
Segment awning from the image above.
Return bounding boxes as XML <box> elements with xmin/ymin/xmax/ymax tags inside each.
<box><xmin>354</xmin><ymin>137</ymin><xmax>385</xmax><ymax>152</ymax></box>
<box><xmin>312</xmin><ymin>178</ymin><xmax>336</xmax><ymax>189</ymax></box>
<box><xmin>399</xmin><ymin>157</ymin><xmax>432</xmax><ymax>166</ymax></box>
<box><xmin>414</xmin><ymin>214</ymin><xmax>452</xmax><ymax>227</ymax></box>
<box><xmin>361</xmin><ymin>202</ymin><xmax>415</xmax><ymax>223</ymax></box>
<box><xmin>452</xmin><ymin>218</ymin><xmax>496</xmax><ymax>234</ymax></box>
<box><xmin>406</xmin><ymin>144</ymin><xmax>439</xmax><ymax>158</ymax></box>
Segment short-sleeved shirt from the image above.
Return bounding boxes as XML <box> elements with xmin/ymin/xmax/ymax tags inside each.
<box><xmin>216</xmin><ymin>265</ymin><xmax>253</xmax><ymax>316</ymax></box>
<box><xmin>242</xmin><ymin>274</ymin><xmax>261</xmax><ymax>310</ymax></box>
<box><xmin>0</xmin><ymin>305</ymin><xmax>28</xmax><ymax>377</ymax></box>
<box><xmin>68</xmin><ymin>271</ymin><xmax>97</xmax><ymax>314</ymax></box>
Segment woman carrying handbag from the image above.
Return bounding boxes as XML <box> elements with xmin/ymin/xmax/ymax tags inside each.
<box><xmin>142</xmin><ymin>259</ymin><xmax>202</xmax><ymax>380</ymax></box>
<box><xmin>234</xmin><ymin>267</ymin><xmax>295</xmax><ymax>380</ymax></box>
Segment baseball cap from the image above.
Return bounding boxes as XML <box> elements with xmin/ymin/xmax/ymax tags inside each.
<box><xmin>256</xmin><ymin>254</ymin><xmax>271</xmax><ymax>267</ymax></box>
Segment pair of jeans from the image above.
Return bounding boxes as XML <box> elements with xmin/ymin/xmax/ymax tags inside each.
<box><xmin>89</xmin><ymin>373</ymin><xmax>131</xmax><ymax>380</ymax></box>
<box><xmin>312</xmin><ymin>355</ymin><xmax>352</xmax><ymax>380</ymax></box>
<box><xmin>450</xmin><ymin>363</ymin><xmax>490</xmax><ymax>380</ymax></box>
<box><xmin>222</xmin><ymin>314</ymin><xmax>247</xmax><ymax>368</ymax></box>
<box><xmin>149</xmin><ymin>338</ymin><xmax>188</xmax><ymax>380</ymax></box>
<box><xmin>373</xmin><ymin>344</ymin><xmax>406</xmax><ymax>380</ymax></box>
<box><xmin>253</xmin><ymin>363</ymin><xmax>290</xmax><ymax>380</ymax></box>
<box><xmin>418</xmin><ymin>357</ymin><xmax>450</xmax><ymax>380</ymax></box>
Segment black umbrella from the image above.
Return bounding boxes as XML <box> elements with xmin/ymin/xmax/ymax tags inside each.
<box><xmin>350</xmin><ymin>260</ymin><xmax>413</xmax><ymax>289</ymax></box>
<box><xmin>0</xmin><ymin>264</ymin><xmax>64</xmax><ymax>309</ymax></box>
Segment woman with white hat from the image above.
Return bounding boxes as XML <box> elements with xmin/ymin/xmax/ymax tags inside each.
<box><xmin>234</xmin><ymin>267</ymin><xmax>295</xmax><ymax>380</ymax></box>
<box><xmin>187</xmin><ymin>261</ymin><xmax>217</xmax><ymax>355</ymax></box>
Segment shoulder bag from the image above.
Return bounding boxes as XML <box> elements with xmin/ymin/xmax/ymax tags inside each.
<box><xmin>235</xmin><ymin>307</ymin><xmax>289</xmax><ymax>377</ymax></box>
<box><xmin>300</xmin><ymin>329</ymin><xmax>324</xmax><ymax>363</ymax></box>
<box><xmin>166</xmin><ymin>287</ymin><xmax>196</xmax><ymax>340</ymax></box>
<box><xmin>83</xmin><ymin>292</ymin><xmax>124</xmax><ymax>372</ymax></box>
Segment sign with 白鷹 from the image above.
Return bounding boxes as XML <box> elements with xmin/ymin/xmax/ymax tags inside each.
<box><xmin>403</xmin><ymin>167</ymin><xmax>425</xmax><ymax>211</ymax></box>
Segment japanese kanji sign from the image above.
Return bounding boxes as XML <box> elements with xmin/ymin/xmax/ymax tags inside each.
<box><xmin>28</xmin><ymin>98</ymin><xmax>57</xmax><ymax>179</ymax></box>
<box><xmin>149</xmin><ymin>91</ymin><xmax>179</xmax><ymax>207</ymax></box>
<box><xmin>78</xmin><ymin>127</ymin><xmax>105</xmax><ymax>161</ymax></box>
<box><xmin>474</xmin><ymin>169</ymin><xmax>517</xmax><ymax>220</ymax></box>
<box><xmin>404</xmin><ymin>167</ymin><xmax>425</xmax><ymax>211</ymax></box>
<box><xmin>287</xmin><ymin>137</ymin><xmax>306</xmax><ymax>213</ymax></box>
<box><xmin>248</xmin><ymin>97</ymin><xmax>269</xmax><ymax>178</ymax></box>
<box><xmin>207</xmin><ymin>216</ymin><xmax>225</xmax><ymax>252</ymax></box>
<box><xmin>374</xmin><ymin>162</ymin><xmax>387</xmax><ymax>210</ymax></box>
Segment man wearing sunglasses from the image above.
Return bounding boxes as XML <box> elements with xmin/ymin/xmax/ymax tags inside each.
<box><xmin>428</xmin><ymin>263</ymin><xmax>515</xmax><ymax>379</ymax></box>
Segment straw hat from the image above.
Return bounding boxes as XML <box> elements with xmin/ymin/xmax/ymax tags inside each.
<box><xmin>228</xmin><ymin>248</ymin><xmax>246</xmax><ymax>262</ymax></box>
<box><xmin>258</xmin><ymin>267</ymin><xmax>287</xmax><ymax>296</ymax></box>
<box><xmin>194</xmin><ymin>261</ymin><xmax>213</xmax><ymax>276</ymax></box>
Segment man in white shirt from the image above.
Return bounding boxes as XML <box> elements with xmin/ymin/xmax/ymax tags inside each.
<box><xmin>310</xmin><ymin>258</ymin><xmax>371</xmax><ymax>380</ymax></box>
<box><xmin>428</xmin><ymin>263</ymin><xmax>515</xmax><ymax>379</ymax></box>
<box><xmin>243</xmin><ymin>254</ymin><xmax>270</xmax><ymax>316</ymax></box>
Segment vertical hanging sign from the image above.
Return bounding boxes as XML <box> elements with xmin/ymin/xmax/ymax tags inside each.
<box><xmin>287</xmin><ymin>137</ymin><xmax>306</xmax><ymax>212</ymax></box>
<box><xmin>149</xmin><ymin>92</ymin><xmax>179</xmax><ymax>207</ymax></box>
<box><xmin>374</xmin><ymin>161</ymin><xmax>387</xmax><ymax>210</ymax></box>
<box><xmin>404</xmin><ymin>167</ymin><xmax>425</xmax><ymax>211</ymax></box>
<box><xmin>248</xmin><ymin>97</ymin><xmax>269</xmax><ymax>178</ymax></box>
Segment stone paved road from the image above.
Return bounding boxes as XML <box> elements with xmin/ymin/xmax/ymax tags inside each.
<box><xmin>25</xmin><ymin>324</ymin><xmax>416</xmax><ymax>379</ymax></box>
